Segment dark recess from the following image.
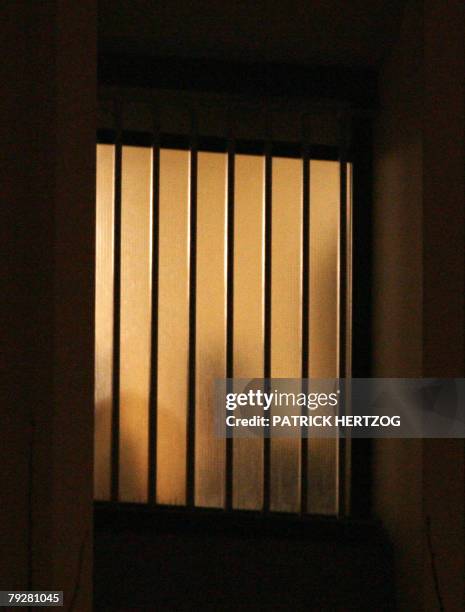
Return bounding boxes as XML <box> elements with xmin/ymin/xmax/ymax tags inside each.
<box><xmin>99</xmin><ymin>54</ymin><xmax>378</xmax><ymax>109</ymax></box>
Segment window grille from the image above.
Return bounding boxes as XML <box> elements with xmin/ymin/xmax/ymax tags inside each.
<box><xmin>94</xmin><ymin>97</ymin><xmax>352</xmax><ymax>516</ymax></box>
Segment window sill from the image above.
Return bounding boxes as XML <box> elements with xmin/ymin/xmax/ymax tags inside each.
<box><xmin>94</xmin><ymin>500</ymin><xmax>384</xmax><ymax>544</ymax></box>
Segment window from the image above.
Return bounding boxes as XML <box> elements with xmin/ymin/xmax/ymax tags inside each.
<box><xmin>94</xmin><ymin>94</ymin><xmax>352</xmax><ymax>517</ymax></box>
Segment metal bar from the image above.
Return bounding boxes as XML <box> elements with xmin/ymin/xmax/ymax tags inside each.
<box><xmin>225</xmin><ymin>140</ymin><xmax>235</xmax><ymax>510</ymax></box>
<box><xmin>337</xmin><ymin>115</ymin><xmax>348</xmax><ymax>518</ymax></box>
<box><xmin>300</xmin><ymin>144</ymin><xmax>310</xmax><ymax>515</ymax></box>
<box><xmin>148</xmin><ymin>118</ymin><xmax>160</xmax><ymax>504</ymax></box>
<box><xmin>110</xmin><ymin>101</ymin><xmax>123</xmax><ymax>502</ymax></box>
<box><xmin>186</xmin><ymin>118</ymin><xmax>198</xmax><ymax>507</ymax></box>
<box><xmin>263</xmin><ymin>141</ymin><xmax>272</xmax><ymax>513</ymax></box>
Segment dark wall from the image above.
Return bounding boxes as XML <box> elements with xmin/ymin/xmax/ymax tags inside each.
<box><xmin>372</xmin><ymin>1</ymin><xmax>465</xmax><ymax>609</ymax></box>
<box><xmin>1</xmin><ymin>2</ymin><xmax>96</xmax><ymax>607</ymax></box>
<box><xmin>94</xmin><ymin>508</ymin><xmax>394</xmax><ymax>611</ymax></box>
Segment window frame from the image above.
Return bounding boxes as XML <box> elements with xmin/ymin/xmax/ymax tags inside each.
<box><xmin>94</xmin><ymin>80</ymin><xmax>373</xmax><ymax>523</ymax></box>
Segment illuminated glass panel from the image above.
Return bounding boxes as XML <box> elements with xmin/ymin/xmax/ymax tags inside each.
<box><xmin>232</xmin><ymin>155</ymin><xmax>265</xmax><ymax>510</ymax></box>
<box><xmin>307</xmin><ymin>159</ymin><xmax>340</xmax><ymax>515</ymax></box>
<box><xmin>119</xmin><ymin>146</ymin><xmax>152</xmax><ymax>503</ymax></box>
<box><xmin>195</xmin><ymin>152</ymin><xmax>227</xmax><ymax>508</ymax></box>
<box><xmin>94</xmin><ymin>144</ymin><xmax>114</xmax><ymax>501</ymax></box>
<box><xmin>270</xmin><ymin>157</ymin><xmax>302</xmax><ymax>513</ymax></box>
<box><xmin>94</xmin><ymin>144</ymin><xmax>348</xmax><ymax>516</ymax></box>
<box><xmin>156</xmin><ymin>149</ymin><xmax>190</xmax><ymax>505</ymax></box>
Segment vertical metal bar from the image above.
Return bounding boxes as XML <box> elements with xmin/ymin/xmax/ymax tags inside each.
<box><xmin>300</xmin><ymin>140</ymin><xmax>310</xmax><ymax>515</ymax></box>
<box><xmin>148</xmin><ymin>115</ymin><xmax>160</xmax><ymax>504</ymax></box>
<box><xmin>263</xmin><ymin>140</ymin><xmax>272</xmax><ymax>513</ymax></box>
<box><xmin>338</xmin><ymin>114</ymin><xmax>348</xmax><ymax>518</ymax></box>
<box><xmin>186</xmin><ymin>116</ymin><xmax>198</xmax><ymax>507</ymax></box>
<box><xmin>225</xmin><ymin>139</ymin><xmax>235</xmax><ymax>510</ymax></box>
<box><xmin>110</xmin><ymin>102</ymin><xmax>122</xmax><ymax>502</ymax></box>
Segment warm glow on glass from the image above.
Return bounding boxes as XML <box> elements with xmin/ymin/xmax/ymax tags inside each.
<box><xmin>94</xmin><ymin>144</ymin><xmax>114</xmax><ymax>501</ymax></box>
<box><xmin>94</xmin><ymin>144</ymin><xmax>346</xmax><ymax>515</ymax></box>
<box><xmin>307</xmin><ymin>159</ymin><xmax>340</xmax><ymax>515</ymax></box>
<box><xmin>270</xmin><ymin>157</ymin><xmax>303</xmax><ymax>513</ymax></box>
<box><xmin>232</xmin><ymin>155</ymin><xmax>265</xmax><ymax>510</ymax></box>
<box><xmin>156</xmin><ymin>149</ymin><xmax>190</xmax><ymax>505</ymax></box>
<box><xmin>195</xmin><ymin>152</ymin><xmax>227</xmax><ymax>508</ymax></box>
<box><xmin>119</xmin><ymin>146</ymin><xmax>152</xmax><ymax>503</ymax></box>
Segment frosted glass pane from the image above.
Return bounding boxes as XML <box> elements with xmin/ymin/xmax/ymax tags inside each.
<box><xmin>195</xmin><ymin>152</ymin><xmax>227</xmax><ymax>508</ymax></box>
<box><xmin>233</xmin><ymin>155</ymin><xmax>265</xmax><ymax>510</ymax></box>
<box><xmin>94</xmin><ymin>144</ymin><xmax>114</xmax><ymax>501</ymax></box>
<box><xmin>270</xmin><ymin>157</ymin><xmax>302</xmax><ymax>513</ymax></box>
<box><xmin>94</xmin><ymin>145</ymin><xmax>347</xmax><ymax>513</ymax></box>
<box><xmin>307</xmin><ymin>159</ymin><xmax>339</xmax><ymax>515</ymax></box>
<box><xmin>156</xmin><ymin>149</ymin><xmax>190</xmax><ymax>505</ymax></box>
<box><xmin>119</xmin><ymin>146</ymin><xmax>152</xmax><ymax>502</ymax></box>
